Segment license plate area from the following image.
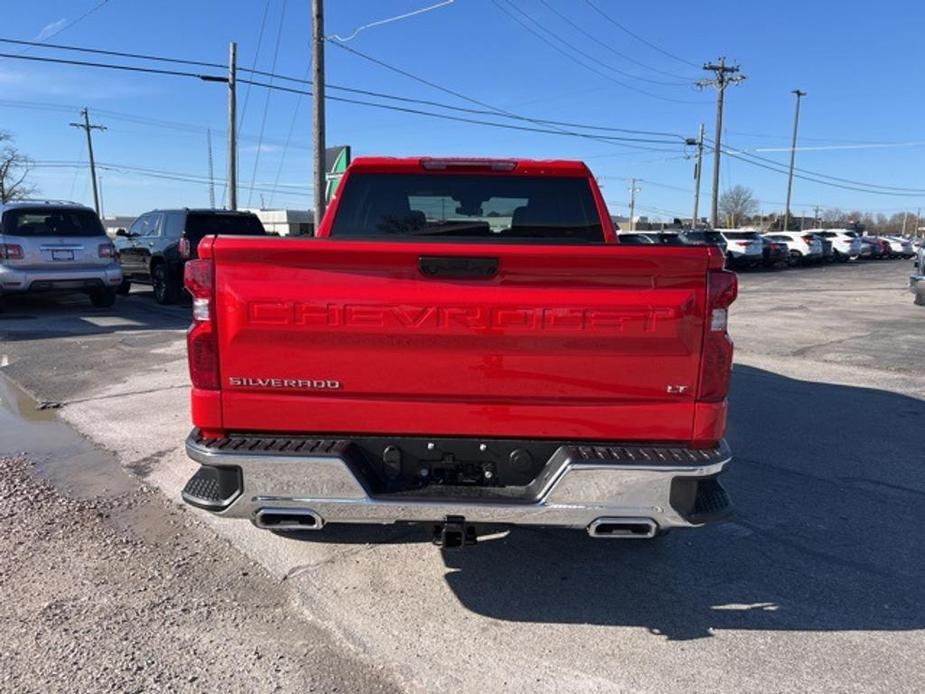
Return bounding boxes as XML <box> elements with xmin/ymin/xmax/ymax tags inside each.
<box><xmin>52</xmin><ymin>250</ymin><xmax>75</xmax><ymax>261</ymax></box>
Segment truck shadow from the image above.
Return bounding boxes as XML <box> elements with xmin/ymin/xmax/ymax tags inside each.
<box><xmin>439</xmin><ymin>364</ymin><xmax>925</xmax><ymax>639</ymax></box>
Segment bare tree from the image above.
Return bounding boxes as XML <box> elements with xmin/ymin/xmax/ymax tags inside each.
<box><xmin>0</xmin><ymin>130</ymin><xmax>37</xmax><ymax>203</ymax></box>
<box><xmin>718</xmin><ymin>185</ymin><xmax>759</xmax><ymax>228</ymax></box>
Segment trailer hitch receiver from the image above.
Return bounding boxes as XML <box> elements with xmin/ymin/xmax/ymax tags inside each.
<box><xmin>433</xmin><ymin>515</ymin><xmax>477</xmax><ymax>548</ymax></box>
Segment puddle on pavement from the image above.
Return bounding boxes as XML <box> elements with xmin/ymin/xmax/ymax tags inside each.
<box><xmin>0</xmin><ymin>373</ymin><xmax>135</xmax><ymax>498</ymax></box>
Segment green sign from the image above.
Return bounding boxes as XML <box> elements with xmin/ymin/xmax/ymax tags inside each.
<box><xmin>325</xmin><ymin>145</ymin><xmax>351</xmax><ymax>202</ymax></box>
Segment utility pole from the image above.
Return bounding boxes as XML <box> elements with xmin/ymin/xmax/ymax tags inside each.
<box><xmin>916</xmin><ymin>207</ymin><xmax>921</xmax><ymax>238</ymax></box>
<box><xmin>98</xmin><ymin>176</ymin><xmax>105</xmax><ymax>219</ymax></box>
<box><xmin>813</xmin><ymin>204</ymin><xmax>821</xmax><ymax>228</ymax></box>
<box><xmin>782</xmin><ymin>89</ymin><xmax>807</xmax><ymax>232</ymax></box>
<box><xmin>686</xmin><ymin>123</ymin><xmax>705</xmax><ymax>228</ymax></box>
<box><xmin>628</xmin><ymin>178</ymin><xmax>640</xmax><ymax>231</ymax></box>
<box><xmin>207</xmin><ymin>128</ymin><xmax>216</xmax><ymax>209</ymax></box>
<box><xmin>312</xmin><ymin>0</ymin><xmax>327</xmax><ymax>230</ymax></box>
<box><xmin>901</xmin><ymin>210</ymin><xmax>908</xmax><ymax>236</ymax></box>
<box><xmin>227</xmin><ymin>42</ymin><xmax>238</xmax><ymax>210</ymax></box>
<box><xmin>697</xmin><ymin>58</ymin><xmax>746</xmax><ymax>228</ymax></box>
<box><xmin>69</xmin><ymin>108</ymin><xmax>106</xmax><ymax>215</ymax></box>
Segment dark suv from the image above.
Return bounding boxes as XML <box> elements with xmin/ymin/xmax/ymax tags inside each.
<box><xmin>115</xmin><ymin>209</ymin><xmax>266</xmax><ymax>304</ymax></box>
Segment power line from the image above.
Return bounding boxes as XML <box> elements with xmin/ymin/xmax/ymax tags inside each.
<box><xmin>0</xmin><ymin>36</ymin><xmax>225</xmax><ymax>69</ymax></box>
<box><xmin>537</xmin><ymin>0</ymin><xmax>695</xmax><ymax>82</ymax></box>
<box><xmin>270</xmin><ymin>60</ymin><xmax>312</xmax><ymax>207</ymax></box>
<box><xmin>0</xmin><ymin>50</ymin><xmax>224</xmax><ymax>81</ymax></box>
<box><xmin>236</xmin><ymin>0</ymin><xmax>271</xmax><ymax>139</ymax></box>
<box><xmin>532</xmin><ymin>0</ymin><xmax>690</xmax><ymax>86</ymax></box>
<box><xmin>247</xmin><ymin>67</ymin><xmax>686</xmax><ymax>138</ymax></box>
<box><xmin>0</xmin><ymin>37</ymin><xmax>688</xmax><ymax>141</ymax></box>
<box><xmin>247</xmin><ymin>0</ymin><xmax>288</xmax><ymax>207</ymax></box>
<box><xmin>583</xmin><ymin>0</ymin><xmax>701</xmax><ymax>69</ymax></box>
<box><xmin>718</xmin><ymin>147</ymin><xmax>925</xmax><ymax>197</ymax></box>
<box><xmin>31</xmin><ymin>160</ymin><xmax>312</xmax><ymax>198</ymax></box>
<box><xmin>237</xmin><ymin>77</ymin><xmax>681</xmax><ymax>148</ymax></box>
<box><xmin>325</xmin><ymin>40</ymin><xmax>682</xmax><ymax>150</ymax></box>
<box><xmin>491</xmin><ymin>0</ymin><xmax>706</xmax><ymax>105</ymax></box>
<box><xmin>711</xmin><ymin>138</ymin><xmax>925</xmax><ymax>193</ymax></box>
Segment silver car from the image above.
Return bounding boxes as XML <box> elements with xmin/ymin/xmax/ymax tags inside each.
<box><xmin>0</xmin><ymin>200</ymin><xmax>122</xmax><ymax>307</ymax></box>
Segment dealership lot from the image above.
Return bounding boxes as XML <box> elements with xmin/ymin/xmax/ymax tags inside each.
<box><xmin>1</xmin><ymin>260</ymin><xmax>923</xmax><ymax>693</ymax></box>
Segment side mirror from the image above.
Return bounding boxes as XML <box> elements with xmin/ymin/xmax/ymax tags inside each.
<box><xmin>115</xmin><ymin>228</ymin><xmax>127</xmax><ymax>237</ymax></box>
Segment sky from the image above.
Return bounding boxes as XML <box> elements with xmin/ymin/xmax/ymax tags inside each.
<box><xmin>1</xmin><ymin>0</ymin><xmax>924</xmax><ymax>220</ymax></box>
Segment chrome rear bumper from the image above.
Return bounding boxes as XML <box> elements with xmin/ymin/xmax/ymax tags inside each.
<box><xmin>183</xmin><ymin>431</ymin><xmax>733</xmax><ymax>534</ymax></box>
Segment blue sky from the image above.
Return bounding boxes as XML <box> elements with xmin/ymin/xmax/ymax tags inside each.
<box><xmin>1</xmin><ymin>0</ymin><xmax>923</xmax><ymax>219</ymax></box>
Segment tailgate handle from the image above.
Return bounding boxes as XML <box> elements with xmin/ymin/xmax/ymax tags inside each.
<box><xmin>419</xmin><ymin>256</ymin><xmax>499</xmax><ymax>279</ymax></box>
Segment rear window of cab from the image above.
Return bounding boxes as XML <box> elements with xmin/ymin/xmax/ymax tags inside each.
<box><xmin>330</xmin><ymin>172</ymin><xmax>604</xmax><ymax>243</ymax></box>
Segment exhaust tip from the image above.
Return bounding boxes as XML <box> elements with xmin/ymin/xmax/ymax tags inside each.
<box><xmin>588</xmin><ymin>517</ymin><xmax>657</xmax><ymax>539</ymax></box>
<box><xmin>255</xmin><ymin>508</ymin><xmax>325</xmax><ymax>531</ymax></box>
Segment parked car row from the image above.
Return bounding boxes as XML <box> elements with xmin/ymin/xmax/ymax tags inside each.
<box><xmin>618</xmin><ymin>227</ymin><xmax>918</xmax><ymax>271</ymax></box>
<box><xmin>0</xmin><ymin>200</ymin><xmax>268</xmax><ymax>308</ymax></box>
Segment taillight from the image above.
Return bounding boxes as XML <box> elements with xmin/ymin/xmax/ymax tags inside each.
<box><xmin>184</xmin><ymin>259</ymin><xmax>219</xmax><ymax>390</ymax></box>
<box><xmin>0</xmin><ymin>244</ymin><xmax>24</xmax><ymax>260</ymax></box>
<box><xmin>98</xmin><ymin>243</ymin><xmax>115</xmax><ymax>258</ymax></box>
<box><xmin>698</xmin><ymin>269</ymin><xmax>737</xmax><ymax>402</ymax></box>
<box><xmin>178</xmin><ymin>236</ymin><xmax>191</xmax><ymax>259</ymax></box>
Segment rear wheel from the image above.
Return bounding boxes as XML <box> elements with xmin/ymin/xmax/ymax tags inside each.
<box><xmin>89</xmin><ymin>287</ymin><xmax>117</xmax><ymax>308</ymax></box>
<box><xmin>152</xmin><ymin>263</ymin><xmax>180</xmax><ymax>305</ymax></box>
<box><xmin>789</xmin><ymin>250</ymin><xmax>802</xmax><ymax>266</ymax></box>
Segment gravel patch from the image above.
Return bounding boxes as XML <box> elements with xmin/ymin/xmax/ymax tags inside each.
<box><xmin>0</xmin><ymin>456</ymin><xmax>400</xmax><ymax>694</ymax></box>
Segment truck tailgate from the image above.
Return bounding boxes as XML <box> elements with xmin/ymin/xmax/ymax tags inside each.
<box><xmin>211</xmin><ymin>238</ymin><xmax>712</xmax><ymax>441</ymax></box>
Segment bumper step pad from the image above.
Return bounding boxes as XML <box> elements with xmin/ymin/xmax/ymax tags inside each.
<box><xmin>688</xmin><ymin>477</ymin><xmax>733</xmax><ymax>524</ymax></box>
<box><xmin>181</xmin><ymin>464</ymin><xmax>242</xmax><ymax>511</ymax></box>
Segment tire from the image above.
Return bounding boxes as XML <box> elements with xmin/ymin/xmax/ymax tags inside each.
<box><xmin>152</xmin><ymin>263</ymin><xmax>180</xmax><ymax>305</ymax></box>
<box><xmin>789</xmin><ymin>250</ymin><xmax>802</xmax><ymax>266</ymax></box>
<box><xmin>116</xmin><ymin>279</ymin><xmax>132</xmax><ymax>295</ymax></box>
<box><xmin>89</xmin><ymin>287</ymin><xmax>117</xmax><ymax>308</ymax></box>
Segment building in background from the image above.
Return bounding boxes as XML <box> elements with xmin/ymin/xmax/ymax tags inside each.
<box><xmin>245</xmin><ymin>208</ymin><xmax>313</xmax><ymax>236</ymax></box>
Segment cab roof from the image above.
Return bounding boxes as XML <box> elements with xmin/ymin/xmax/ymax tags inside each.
<box><xmin>347</xmin><ymin>157</ymin><xmax>593</xmax><ymax>177</ymax></box>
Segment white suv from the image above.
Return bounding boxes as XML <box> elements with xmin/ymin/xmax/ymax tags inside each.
<box><xmin>715</xmin><ymin>229</ymin><xmax>764</xmax><ymax>267</ymax></box>
<box><xmin>0</xmin><ymin>200</ymin><xmax>122</xmax><ymax>307</ymax></box>
<box><xmin>814</xmin><ymin>229</ymin><xmax>863</xmax><ymax>261</ymax></box>
<box><xmin>765</xmin><ymin>232</ymin><xmax>824</xmax><ymax>265</ymax></box>
<box><xmin>882</xmin><ymin>236</ymin><xmax>915</xmax><ymax>259</ymax></box>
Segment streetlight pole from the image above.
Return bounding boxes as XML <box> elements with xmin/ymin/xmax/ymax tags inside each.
<box><xmin>783</xmin><ymin>89</ymin><xmax>806</xmax><ymax>232</ymax></box>
<box><xmin>688</xmin><ymin>123</ymin><xmax>705</xmax><ymax>228</ymax></box>
<box><xmin>628</xmin><ymin>178</ymin><xmax>640</xmax><ymax>231</ymax></box>
<box><xmin>312</xmin><ymin>0</ymin><xmax>327</xmax><ymax>230</ymax></box>
<box><xmin>227</xmin><ymin>42</ymin><xmax>237</xmax><ymax>210</ymax></box>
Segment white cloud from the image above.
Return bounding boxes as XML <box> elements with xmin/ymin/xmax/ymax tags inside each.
<box><xmin>35</xmin><ymin>18</ymin><xmax>68</xmax><ymax>41</ymax></box>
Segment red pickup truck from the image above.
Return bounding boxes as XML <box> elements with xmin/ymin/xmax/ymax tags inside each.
<box><xmin>180</xmin><ymin>157</ymin><xmax>736</xmax><ymax>547</ymax></box>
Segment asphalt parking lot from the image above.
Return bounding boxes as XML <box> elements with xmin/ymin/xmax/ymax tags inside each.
<box><xmin>1</xmin><ymin>259</ymin><xmax>923</xmax><ymax>693</ymax></box>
